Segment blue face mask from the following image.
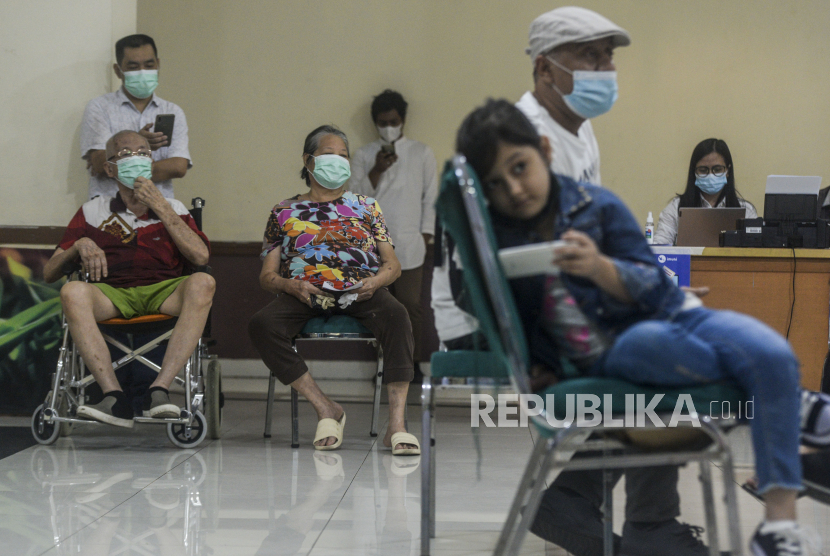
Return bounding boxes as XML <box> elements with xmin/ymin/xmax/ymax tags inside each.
<box><xmin>695</xmin><ymin>175</ymin><xmax>727</xmax><ymax>196</ymax></box>
<box><xmin>310</xmin><ymin>154</ymin><xmax>351</xmax><ymax>189</ymax></box>
<box><xmin>548</xmin><ymin>57</ymin><xmax>618</xmax><ymax>119</ymax></box>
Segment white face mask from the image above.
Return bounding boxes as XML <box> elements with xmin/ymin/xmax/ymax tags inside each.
<box><xmin>377</xmin><ymin>125</ymin><xmax>402</xmax><ymax>143</ymax></box>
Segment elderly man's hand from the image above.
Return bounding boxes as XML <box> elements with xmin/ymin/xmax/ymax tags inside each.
<box><xmin>133</xmin><ymin>177</ymin><xmax>166</xmax><ymax>212</ymax></box>
<box><xmin>139</xmin><ymin>122</ymin><xmax>169</xmax><ymax>151</ymax></box>
<box><xmin>354</xmin><ymin>276</ymin><xmax>383</xmax><ymax>302</ymax></box>
<box><xmin>75</xmin><ymin>237</ymin><xmax>108</xmax><ymax>282</ymax></box>
<box><xmin>286</xmin><ymin>280</ymin><xmax>330</xmax><ymax>307</ymax></box>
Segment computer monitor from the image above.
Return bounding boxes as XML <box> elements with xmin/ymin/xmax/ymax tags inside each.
<box><xmin>763</xmin><ymin>175</ymin><xmax>822</xmax><ymax>222</ymax></box>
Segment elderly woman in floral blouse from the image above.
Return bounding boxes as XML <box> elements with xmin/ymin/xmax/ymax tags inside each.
<box><xmin>249</xmin><ymin>125</ymin><xmax>419</xmax><ymax>455</ymax></box>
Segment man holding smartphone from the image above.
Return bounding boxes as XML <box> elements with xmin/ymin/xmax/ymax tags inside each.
<box><xmin>349</xmin><ymin>90</ymin><xmax>438</xmax><ymax>369</ymax></box>
<box><xmin>81</xmin><ymin>34</ymin><xmax>192</xmax><ymax>199</ymax></box>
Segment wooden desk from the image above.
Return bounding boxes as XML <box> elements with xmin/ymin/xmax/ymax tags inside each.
<box><xmin>689</xmin><ymin>248</ymin><xmax>830</xmax><ymax>390</ymax></box>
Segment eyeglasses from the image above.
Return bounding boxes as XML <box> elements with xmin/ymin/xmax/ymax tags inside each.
<box><xmin>108</xmin><ymin>148</ymin><xmax>152</xmax><ymax>161</ymax></box>
<box><xmin>695</xmin><ymin>165</ymin><xmax>728</xmax><ymax>178</ymax></box>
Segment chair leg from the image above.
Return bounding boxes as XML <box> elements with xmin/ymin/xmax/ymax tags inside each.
<box><xmin>720</xmin><ymin>451</ymin><xmax>744</xmax><ymax>556</ymax></box>
<box><xmin>602</xmin><ymin>469</ymin><xmax>614</xmax><ymax>556</ymax></box>
<box><xmin>264</xmin><ymin>374</ymin><xmax>276</xmax><ymax>439</ymax></box>
<box><xmin>291</xmin><ymin>387</ymin><xmax>300</xmax><ymax>449</ymax></box>
<box><xmin>699</xmin><ymin>460</ymin><xmax>721</xmax><ymax>556</ymax></box>
<box><xmin>428</xmin><ymin>383</ymin><xmax>436</xmax><ymax>539</ymax></box>
<box><xmin>494</xmin><ymin>435</ymin><xmax>551</xmax><ymax>556</ymax></box>
<box><xmin>421</xmin><ymin>375</ymin><xmax>435</xmax><ymax>556</ymax></box>
<box><xmin>371</xmin><ymin>345</ymin><xmax>383</xmax><ymax>437</ymax></box>
<box><xmin>504</xmin><ymin>439</ymin><xmax>558</xmax><ymax>556</ymax></box>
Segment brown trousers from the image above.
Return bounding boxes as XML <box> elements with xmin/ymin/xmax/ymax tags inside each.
<box><xmin>248</xmin><ymin>288</ymin><xmax>414</xmax><ymax>385</ymax></box>
<box><xmin>388</xmin><ymin>266</ymin><xmax>423</xmax><ymax>362</ymax></box>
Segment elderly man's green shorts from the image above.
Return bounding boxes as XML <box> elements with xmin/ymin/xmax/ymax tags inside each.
<box><xmin>94</xmin><ymin>276</ymin><xmax>188</xmax><ymax>319</ymax></box>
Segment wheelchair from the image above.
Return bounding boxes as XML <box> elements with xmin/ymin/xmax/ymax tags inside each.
<box><xmin>31</xmin><ymin>198</ymin><xmax>222</xmax><ymax>448</ymax></box>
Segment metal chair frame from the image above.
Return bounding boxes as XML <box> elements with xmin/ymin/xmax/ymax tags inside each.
<box><xmin>31</xmin><ymin>298</ymin><xmax>216</xmax><ymax>448</ymax></box>
<box><xmin>421</xmin><ymin>156</ymin><xmax>745</xmax><ymax>556</ymax></box>
<box><xmin>263</xmin><ymin>328</ymin><xmax>384</xmax><ymax>447</ymax></box>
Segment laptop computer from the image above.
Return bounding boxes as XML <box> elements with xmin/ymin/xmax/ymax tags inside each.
<box><xmin>675</xmin><ymin>207</ymin><xmax>746</xmax><ymax>247</ymax></box>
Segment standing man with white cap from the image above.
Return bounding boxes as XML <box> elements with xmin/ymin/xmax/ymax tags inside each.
<box><xmin>518</xmin><ymin>7</ymin><xmax>726</xmax><ymax>556</ymax></box>
<box><xmin>516</xmin><ymin>6</ymin><xmax>627</xmax><ymax>184</ymax></box>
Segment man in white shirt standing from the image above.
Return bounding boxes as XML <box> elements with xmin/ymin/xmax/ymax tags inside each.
<box><xmin>519</xmin><ymin>8</ymin><xmax>724</xmax><ymax>556</ymax></box>
<box><xmin>81</xmin><ymin>34</ymin><xmax>192</xmax><ymax>199</ymax></box>
<box><xmin>515</xmin><ymin>8</ymin><xmax>619</xmax><ymax>185</ymax></box>
<box><xmin>350</xmin><ymin>90</ymin><xmax>438</xmax><ymax>367</ymax></box>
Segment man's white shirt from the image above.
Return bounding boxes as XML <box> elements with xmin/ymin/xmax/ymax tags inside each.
<box><xmin>80</xmin><ymin>88</ymin><xmax>192</xmax><ymax>199</ymax></box>
<box><xmin>349</xmin><ymin>136</ymin><xmax>437</xmax><ymax>270</ymax></box>
<box><xmin>516</xmin><ymin>91</ymin><xmax>601</xmax><ymax>183</ymax></box>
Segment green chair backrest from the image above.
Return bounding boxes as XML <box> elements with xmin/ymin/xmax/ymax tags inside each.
<box><xmin>435</xmin><ymin>156</ymin><xmax>534</xmax><ymax>394</ymax></box>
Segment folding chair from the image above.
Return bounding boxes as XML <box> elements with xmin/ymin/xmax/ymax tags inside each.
<box><xmin>31</xmin><ymin>198</ymin><xmax>221</xmax><ymax>448</ymax></box>
<box><xmin>421</xmin><ymin>156</ymin><xmax>746</xmax><ymax>556</ymax></box>
<box><xmin>263</xmin><ymin>315</ymin><xmax>383</xmax><ymax>447</ymax></box>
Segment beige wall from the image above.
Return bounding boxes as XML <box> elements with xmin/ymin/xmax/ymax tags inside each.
<box><xmin>7</xmin><ymin>1</ymin><xmax>829</xmax><ymax>240</ymax></box>
<box><xmin>0</xmin><ymin>0</ymin><xmax>136</xmax><ymax>228</ymax></box>
<box><xmin>137</xmin><ymin>0</ymin><xmax>830</xmax><ymax>242</ymax></box>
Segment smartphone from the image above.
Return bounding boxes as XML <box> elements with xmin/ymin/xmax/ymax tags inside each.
<box><xmin>381</xmin><ymin>143</ymin><xmax>396</xmax><ymax>155</ymax></box>
<box><xmin>154</xmin><ymin>114</ymin><xmax>175</xmax><ymax>145</ymax></box>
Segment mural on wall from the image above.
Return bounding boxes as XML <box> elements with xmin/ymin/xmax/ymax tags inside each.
<box><xmin>0</xmin><ymin>248</ymin><xmax>63</xmax><ymax>415</ymax></box>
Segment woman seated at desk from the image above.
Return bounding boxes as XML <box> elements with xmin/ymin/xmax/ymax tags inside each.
<box><xmin>654</xmin><ymin>138</ymin><xmax>757</xmax><ymax>245</ymax></box>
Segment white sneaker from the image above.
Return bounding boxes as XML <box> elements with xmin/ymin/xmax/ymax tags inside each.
<box><xmin>800</xmin><ymin>390</ymin><xmax>830</xmax><ymax>448</ymax></box>
<box><xmin>750</xmin><ymin>521</ymin><xmax>820</xmax><ymax>556</ymax></box>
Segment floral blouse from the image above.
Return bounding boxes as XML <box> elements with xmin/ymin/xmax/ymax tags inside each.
<box><xmin>262</xmin><ymin>191</ymin><xmax>393</xmax><ymax>291</ymax></box>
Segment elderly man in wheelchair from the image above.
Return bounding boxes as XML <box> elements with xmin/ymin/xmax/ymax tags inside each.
<box><xmin>43</xmin><ymin>129</ymin><xmax>215</xmax><ymax>429</ymax></box>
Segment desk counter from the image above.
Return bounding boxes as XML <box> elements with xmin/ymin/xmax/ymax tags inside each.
<box><xmin>654</xmin><ymin>247</ymin><xmax>830</xmax><ymax>390</ymax></box>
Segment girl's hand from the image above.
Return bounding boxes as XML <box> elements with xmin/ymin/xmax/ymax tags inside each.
<box><xmin>555</xmin><ymin>230</ymin><xmax>605</xmax><ymax>280</ymax></box>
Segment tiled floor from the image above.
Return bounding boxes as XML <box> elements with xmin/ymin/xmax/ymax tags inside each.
<box><xmin>2</xmin><ymin>399</ymin><xmax>828</xmax><ymax>555</ymax></box>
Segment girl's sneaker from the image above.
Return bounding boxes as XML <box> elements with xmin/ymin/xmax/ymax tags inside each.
<box><xmin>750</xmin><ymin>521</ymin><xmax>819</xmax><ymax>556</ymax></box>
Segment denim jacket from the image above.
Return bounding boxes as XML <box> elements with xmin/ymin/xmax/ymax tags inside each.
<box><xmin>492</xmin><ymin>174</ymin><xmax>686</xmax><ymax>375</ymax></box>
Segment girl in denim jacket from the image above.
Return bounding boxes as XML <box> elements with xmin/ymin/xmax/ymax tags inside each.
<box><xmin>454</xmin><ymin>99</ymin><xmax>819</xmax><ymax>556</ymax></box>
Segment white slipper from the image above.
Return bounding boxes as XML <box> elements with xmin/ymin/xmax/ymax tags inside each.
<box><xmin>390</xmin><ymin>431</ymin><xmax>421</xmax><ymax>456</ymax></box>
<box><xmin>314</xmin><ymin>412</ymin><xmax>346</xmax><ymax>451</ymax></box>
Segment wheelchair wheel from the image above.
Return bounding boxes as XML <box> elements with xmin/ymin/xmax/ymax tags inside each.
<box><xmin>167</xmin><ymin>410</ymin><xmax>208</xmax><ymax>448</ymax></box>
<box><xmin>205</xmin><ymin>359</ymin><xmax>223</xmax><ymax>440</ymax></box>
<box><xmin>31</xmin><ymin>404</ymin><xmax>60</xmax><ymax>445</ymax></box>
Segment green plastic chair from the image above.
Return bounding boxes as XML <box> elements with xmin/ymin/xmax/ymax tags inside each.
<box><xmin>263</xmin><ymin>315</ymin><xmax>383</xmax><ymax>447</ymax></box>
<box><xmin>421</xmin><ymin>156</ymin><xmax>746</xmax><ymax>556</ymax></box>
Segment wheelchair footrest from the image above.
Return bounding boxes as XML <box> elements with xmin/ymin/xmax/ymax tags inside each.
<box><xmin>45</xmin><ymin>415</ymin><xmax>195</xmax><ymax>426</ymax></box>
<box><xmin>133</xmin><ymin>416</ymin><xmax>192</xmax><ymax>425</ymax></box>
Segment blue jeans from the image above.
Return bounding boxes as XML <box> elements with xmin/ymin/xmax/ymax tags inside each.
<box><xmin>595</xmin><ymin>307</ymin><xmax>802</xmax><ymax>494</ymax></box>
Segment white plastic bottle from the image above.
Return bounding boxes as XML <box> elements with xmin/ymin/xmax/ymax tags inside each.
<box><xmin>645</xmin><ymin>212</ymin><xmax>655</xmax><ymax>244</ymax></box>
